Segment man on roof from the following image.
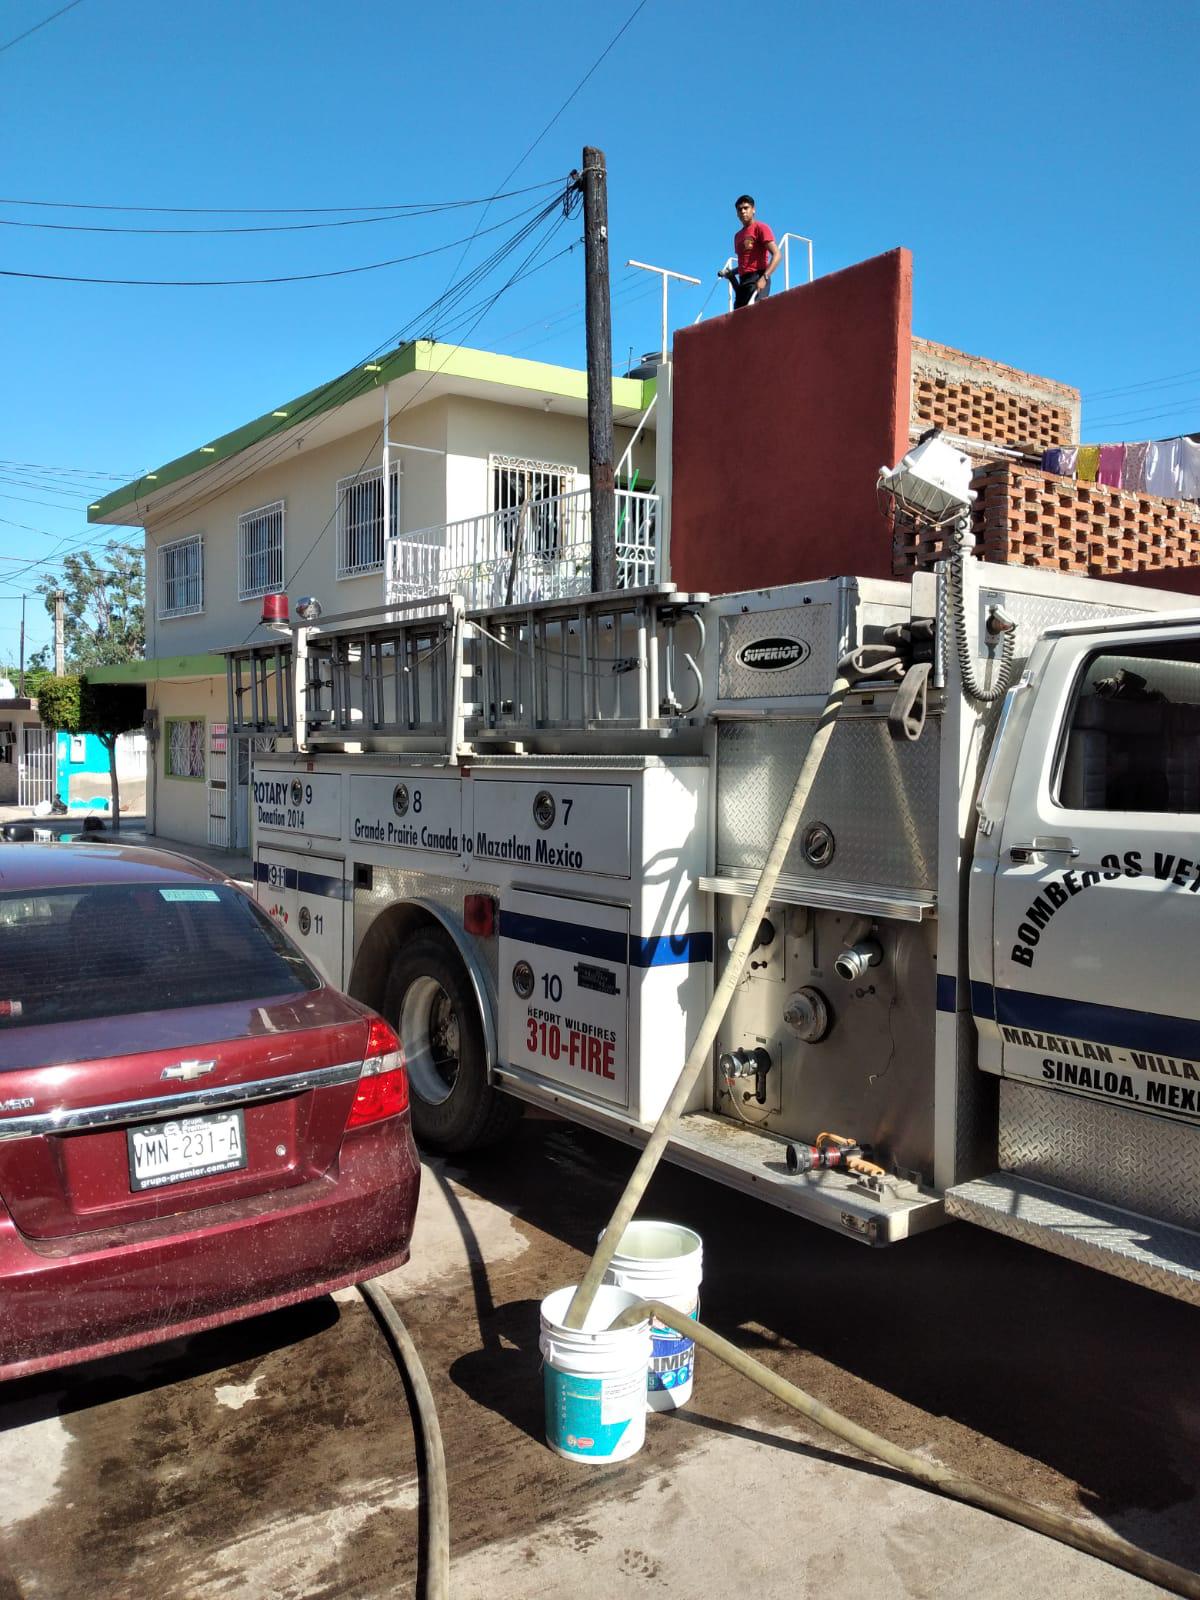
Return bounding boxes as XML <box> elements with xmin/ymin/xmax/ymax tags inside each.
<box><xmin>722</xmin><ymin>194</ymin><xmax>781</xmax><ymax>310</ymax></box>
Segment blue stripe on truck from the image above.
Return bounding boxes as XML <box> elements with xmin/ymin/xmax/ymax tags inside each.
<box><xmin>498</xmin><ymin>909</ymin><xmax>711</xmax><ymax>967</ymax></box>
<box><xmin>952</xmin><ymin>977</ymin><xmax>1200</xmax><ymax>1059</ymax></box>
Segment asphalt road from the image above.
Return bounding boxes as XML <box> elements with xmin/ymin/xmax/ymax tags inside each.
<box><xmin>1</xmin><ymin>1112</ymin><xmax>1196</xmax><ymax>1599</ymax></box>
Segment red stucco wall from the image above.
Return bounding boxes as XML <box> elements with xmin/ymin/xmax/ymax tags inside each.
<box><xmin>670</xmin><ymin>248</ymin><xmax>913</xmax><ymax>594</ymax></box>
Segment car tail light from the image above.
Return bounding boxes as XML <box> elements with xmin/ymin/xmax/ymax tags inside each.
<box><xmin>346</xmin><ymin>1016</ymin><xmax>409</xmax><ymax>1129</ymax></box>
<box><xmin>463</xmin><ymin>893</ymin><xmax>496</xmax><ymax>937</ymax></box>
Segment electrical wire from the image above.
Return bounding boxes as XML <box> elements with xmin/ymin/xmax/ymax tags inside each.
<box><xmin>135</xmin><ymin>190</ymin><xmax>578</xmax><ymax>527</ymax></box>
<box><xmin>133</xmin><ymin>191</ymin><xmax>575</xmax><ymax>532</ymax></box>
<box><xmin>443</xmin><ymin>0</ymin><xmax>651</xmax><ymax>287</ymax></box>
<box><xmin>1084</xmin><ymin>398</ymin><xmax>1200</xmax><ymax>431</ymax></box>
<box><xmin>0</xmin><ymin>0</ymin><xmax>87</xmax><ymax>56</ymax></box>
<box><xmin>0</xmin><ymin>180</ymin><xmax>568</xmax><ymax>235</ymax></box>
<box><xmin>276</xmin><ymin>216</ymin><xmax>576</xmax><ymax>616</ymax></box>
<box><xmin>0</xmin><ymin>180</ymin><xmax>564</xmax><ymax>216</ymax></box>
<box><xmin>0</xmin><ymin>195</ymin><xmax>560</xmax><ymax>287</ymax></box>
<box><xmin>1084</xmin><ymin>366</ymin><xmax>1200</xmax><ymax>403</ymax></box>
<box><xmin>0</xmin><ymin>457</ymin><xmax>135</xmax><ymax>480</ymax></box>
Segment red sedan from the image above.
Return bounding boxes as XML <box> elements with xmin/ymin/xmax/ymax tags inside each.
<box><xmin>0</xmin><ymin>843</ymin><xmax>420</xmax><ymax>1381</ymax></box>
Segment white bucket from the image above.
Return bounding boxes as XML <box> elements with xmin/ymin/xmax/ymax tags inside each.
<box><xmin>539</xmin><ymin>1284</ymin><xmax>651</xmax><ymax>1464</ymax></box>
<box><xmin>601</xmin><ymin>1221</ymin><xmax>703</xmax><ymax>1411</ymax></box>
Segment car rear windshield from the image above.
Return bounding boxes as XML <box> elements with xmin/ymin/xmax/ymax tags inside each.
<box><xmin>0</xmin><ymin>882</ymin><xmax>321</xmax><ymax>1032</ymax></box>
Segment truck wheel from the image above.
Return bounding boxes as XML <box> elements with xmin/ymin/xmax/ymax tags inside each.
<box><xmin>384</xmin><ymin>928</ymin><xmax>520</xmax><ymax>1152</ymax></box>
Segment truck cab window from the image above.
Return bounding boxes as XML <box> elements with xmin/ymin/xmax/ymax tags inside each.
<box><xmin>1056</xmin><ymin>641</ymin><xmax>1200</xmax><ymax>812</ymax></box>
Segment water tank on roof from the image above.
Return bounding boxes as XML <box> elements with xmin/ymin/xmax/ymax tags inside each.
<box><xmin>623</xmin><ymin>351</ymin><xmax>663</xmax><ymax>379</ymax></box>
<box><xmin>0</xmin><ymin>678</ymin><xmax>16</xmax><ymax>700</ymax></box>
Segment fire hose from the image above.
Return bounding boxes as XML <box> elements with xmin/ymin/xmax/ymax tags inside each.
<box><xmin>561</xmin><ymin>657</ymin><xmax>1200</xmax><ymax>1600</ymax></box>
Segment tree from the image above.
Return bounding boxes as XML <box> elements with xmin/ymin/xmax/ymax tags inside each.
<box><xmin>37</xmin><ymin>541</ymin><xmax>145</xmax><ymax>671</ymax></box>
<box><xmin>37</xmin><ymin>676</ymin><xmax>145</xmax><ymax>832</ymax></box>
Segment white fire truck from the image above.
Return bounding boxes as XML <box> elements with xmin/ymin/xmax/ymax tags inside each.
<box><xmin>227</xmin><ymin>441</ymin><xmax>1200</xmax><ymax>1305</ymax></box>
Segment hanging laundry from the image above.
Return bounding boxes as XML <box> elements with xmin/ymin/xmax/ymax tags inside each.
<box><xmin>1059</xmin><ymin>445</ymin><xmax>1079</xmax><ymax>476</ymax></box>
<box><xmin>1097</xmin><ymin>444</ymin><xmax>1125</xmax><ymax>487</ymax></box>
<box><xmin>1179</xmin><ymin>437</ymin><xmax>1200</xmax><ymax>500</ymax></box>
<box><xmin>1145</xmin><ymin>438</ymin><xmax>1184</xmax><ymax>498</ymax></box>
<box><xmin>1076</xmin><ymin>445</ymin><xmax>1100</xmax><ymax>482</ymax></box>
<box><xmin>1122</xmin><ymin>441</ymin><xmax>1150</xmax><ymax>493</ymax></box>
<box><xmin>1042</xmin><ymin>448</ymin><xmax>1065</xmax><ymax>475</ymax></box>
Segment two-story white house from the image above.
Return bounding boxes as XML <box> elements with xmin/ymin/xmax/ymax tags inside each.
<box><xmin>88</xmin><ymin>339</ymin><xmax>661</xmax><ymax>853</ymax></box>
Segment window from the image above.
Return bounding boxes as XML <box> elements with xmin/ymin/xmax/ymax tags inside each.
<box><xmin>0</xmin><ymin>883</ymin><xmax>319</xmax><ymax>1036</ymax></box>
<box><xmin>490</xmin><ymin>455</ymin><xmax>574</xmax><ymax>556</ymax></box>
<box><xmin>336</xmin><ymin>465</ymin><xmax>400</xmax><ymax>579</ymax></box>
<box><xmin>158</xmin><ymin>533</ymin><xmax>204</xmax><ymax>619</ymax></box>
<box><xmin>165</xmin><ymin>717</ymin><xmax>205</xmax><ymax>780</ymax></box>
<box><xmin>1056</xmin><ymin>641</ymin><xmax>1200</xmax><ymax>812</ymax></box>
<box><xmin>237</xmin><ymin>500</ymin><xmax>285</xmax><ymax>601</ymax></box>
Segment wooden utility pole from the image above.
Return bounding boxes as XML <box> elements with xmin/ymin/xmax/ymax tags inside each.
<box><xmin>54</xmin><ymin>590</ymin><xmax>65</xmax><ymax>677</ymax></box>
<box><xmin>581</xmin><ymin>145</ymin><xmax>615</xmax><ymax>592</ymax></box>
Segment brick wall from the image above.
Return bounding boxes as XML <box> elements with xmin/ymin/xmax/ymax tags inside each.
<box><xmin>893</xmin><ymin>461</ymin><xmax>1200</xmax><ymax>582</ymax></box>
<box><xmin>910</xmin><ymin>337</ymin><xmax>1079</xmax><ymax>454</ymax></box>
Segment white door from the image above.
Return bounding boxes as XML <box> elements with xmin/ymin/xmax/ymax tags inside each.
<box><xmin>978</xmin><ymin>624</ymin><xmax>1200</xmax><ymax>1126</ymax></box>
<box><xmin>207</xmin><ymin>723</ymin><xmax>229</xmax><ymax>848</ymax></box>
<box><xmin>18</xmin><ymin>726</ymin><xmax>55</xmax><ymax>809</ymax></box>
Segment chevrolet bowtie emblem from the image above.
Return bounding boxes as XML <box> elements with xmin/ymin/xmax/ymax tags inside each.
<box><xmin>161</xmin><ymin>1060</ymin><xmax>217</xmax><ymax>1082</ymax></box>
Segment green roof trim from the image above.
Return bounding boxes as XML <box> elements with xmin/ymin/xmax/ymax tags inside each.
<box><xmin>89</xmin><ymin>654</ymin><xmax>225</xmax><ymax>684</ymax></box>
<box><xmin>88</xmin><ymin>341</ymin><xmax>656</xmax><ymax>526</ymax></box>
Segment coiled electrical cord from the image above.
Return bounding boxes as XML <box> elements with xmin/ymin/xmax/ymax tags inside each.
<box><xmin>948</xmin><ymin>533</ymin><xmax>1015</xmax><ymax>704</ymax></box>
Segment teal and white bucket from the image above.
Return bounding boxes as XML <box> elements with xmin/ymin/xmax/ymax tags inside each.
<box><xmin>602</xmin><ymin>1221</ymin><xmax>703</xmax><ymax>1411</ymax></box>
<box><xmin>540</xmin><ymin>1285</ymin><xmax>651</xmax><ymax>1464</ymax></box>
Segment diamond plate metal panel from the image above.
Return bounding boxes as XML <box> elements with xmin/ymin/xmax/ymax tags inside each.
<box><xmin>946</xmin><ymin>1173</ymin><xmax>1200</xmax><ymax>1305</ymax></box>
<box><xmin>718</xmin><ymin>605</ymin><xmax>837</xmax><ymax>700</ymax></box>
<box><xmin>999</xmin><ymin>1079</ymin><xmax>1200</xmax><ymax>1231</ymax></box>
<box><xmin>717</xmin><ymin>717</ymin><xmax>941</xmax><ymax>891</ymax></box>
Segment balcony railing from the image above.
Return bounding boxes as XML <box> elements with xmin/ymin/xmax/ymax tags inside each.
<box><xmin>385</xmin><ymin>487</ymin><xmax>660</xmax><ymax>608</ymax></box>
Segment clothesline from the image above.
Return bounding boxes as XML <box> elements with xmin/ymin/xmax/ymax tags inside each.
<box><xmin>1043</xmin><ymin>435</ymin><xmax>1200</xmax><ymax>501</ymax></box>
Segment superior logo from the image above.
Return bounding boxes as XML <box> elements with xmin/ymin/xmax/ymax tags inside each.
<box><xmin>736</xmin><ymin>636</ymin><xmax>810</xmax><ymax>672</ymax></box>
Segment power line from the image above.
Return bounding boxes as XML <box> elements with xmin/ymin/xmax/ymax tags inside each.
<box><xmin>134</xmin><ymin>190</ymin><xmax>577</xmax><ymax>530</ymax></box>
<box><xmin>445</xmin><ymin>0</ymin><xmax>650</xmax><ymax>286</ymax></box>
<box><xmin>1084</xmin><ymin>367</ymin><xmax>1200</xmax><ymax>402</ymax></box>
<box><xmin>0</xmin><ymin>180</ymin><xmax>568</xmax><ymax>235</ymax></box>
<box><xmin>0</xmin><ymin>0</ymin><xmax>87</xmax><ymax>56</ymax></box>
<box><xmin>0</xmin><ymin>457</ymin><xmax>136</xmax><ymax>480</ymax></box>
<box><xmin>0</xmin><ymin>180</ymin><xmax>563</xmax><ymax>216</ymax></box>
<box><xmin>277</xmin><ymin>216</ymin><xmax>575</xmax><ymax>616</ymax></box>
<box><xmin>1085</xmin><ymin>399</ymin><xmax>1200</xmax><ymax>430</ymax></box>
<box><xmin>0</xmin><ymin>196</ymin><xmax>560</xmax><ymax>287</ymax></box>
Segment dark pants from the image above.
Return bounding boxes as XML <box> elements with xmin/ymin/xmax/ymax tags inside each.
<box><xmin>733</xmin><ymin>272</ymin><xmax>771</xmax><ymax>309</ymax></box>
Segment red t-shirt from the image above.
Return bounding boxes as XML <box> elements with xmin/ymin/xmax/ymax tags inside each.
<box><xmin>734</xmin><ymin>220</ymin><xmax>775</xmax><ymax>276</ymax></box>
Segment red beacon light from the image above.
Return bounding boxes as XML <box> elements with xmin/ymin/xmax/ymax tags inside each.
<box><xmin>260</xmin><ymin>593</ymin><xmax>290</xmax><ymax>631</ymax></box>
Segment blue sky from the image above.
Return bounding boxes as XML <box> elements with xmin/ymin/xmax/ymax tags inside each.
<box><xmin>1</xmin><ymin>0</ymin><xmax>1196</xmax><ymax>661</ymax></box>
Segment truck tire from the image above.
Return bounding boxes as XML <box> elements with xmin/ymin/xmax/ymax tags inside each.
<box><xmin>383</xmin><ymin>928</ymin><xmax>520</xmax><ymax>1152</ymax></box>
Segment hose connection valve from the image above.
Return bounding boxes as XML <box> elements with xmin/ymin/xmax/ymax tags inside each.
<box><xmin>719</xmin><ymin>1046</ymin><xmax>773</xmax><ymax>1105</ymax></box>
<box><xmin>835</xmin><ymin>938</ymin><xmax>882</xmax><ymax>983</ymax></box>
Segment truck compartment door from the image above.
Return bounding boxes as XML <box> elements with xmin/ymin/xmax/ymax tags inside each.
<box><xmin>499</xmin><ymin>888</ymin><xmax>630</xmax><ymax>1109</ymax></box>
<box><xmin>985</xmin><ymin>628</ymin><xmax>1200</xmax><ymax>1125</ymax></box>
<box><xmin>256</xmin><ymin>849</ymin><xmax>347</xmax><ymax>987</ymax></box>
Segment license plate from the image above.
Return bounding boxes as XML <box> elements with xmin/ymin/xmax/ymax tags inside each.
<box><xmin>127</xmin><ymin>1109</ymin><xmax>248</xmax><ymax>1191</ymax></box>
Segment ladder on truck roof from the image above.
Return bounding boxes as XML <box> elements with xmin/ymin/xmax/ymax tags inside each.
<box><xmin>220</xmin><ymin>583</ymin><xmax>709</xmax><ymax>757</ymax></box>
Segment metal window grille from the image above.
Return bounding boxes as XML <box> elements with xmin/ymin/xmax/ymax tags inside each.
<box><xmin>158</xmin><ymin>534</ymin><xmax>204</xmax><ymax>619</ymax></box>
<box><xmin>336</xmin><ymin>466</ymin><xmax>400</xmax><ymax>579</ymax></box>
<box><xmin>166</xmin><ymin>718</ymin><xmax>205</xmax><ymax>779</ymax></box>
<box><xmin>237</xmin><ymin>500</ymin><xmax>285</xmax><ymax>601</ymax></box>
<box><xmin>490</xmin><ymin>456</ymin><xmax>574</xmax><ymax>556</ymax></box>
<box><xmin>18</xmin><ymin>727</ymin><xmax>55</xmax><ymax>808</ymax></box>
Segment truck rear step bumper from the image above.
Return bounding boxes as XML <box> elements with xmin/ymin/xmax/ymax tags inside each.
<box><xmin>496</xmin><ymin>1067</ymin><xmax>944</xmax><ymax>1244</ymax></box>
<box><xmin>946</xmin><ymin>1173</ymin><xmax>1200</xmax><ymax>1305</ymax></box>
